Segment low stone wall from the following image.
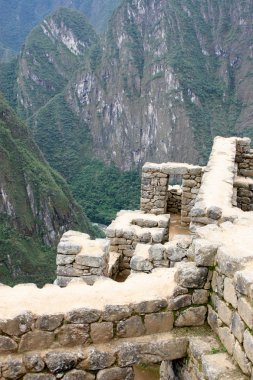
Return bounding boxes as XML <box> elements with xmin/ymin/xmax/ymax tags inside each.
<box><xmin>234</xmin><ymin>176</ymin><xmax>253</xmax><ymax>212</ymax></box>
<box><xmin>167</xmin><ymin>185</ymin><xmax>182</xmax><ymax>213</ymax></box>
<box><xmin>56</xmin><ymin>231</ymin><xmax>110</xmax><ymax>286</ymax></box>
<box><xmin>236</xmin><ymin>137</ymin><xmax>253</xmax><ymax>178</ymax></box>
<box><xmin>106</xmin><ymin>211</ymin><xmax>170</xmax><ymax>277</ymax></box>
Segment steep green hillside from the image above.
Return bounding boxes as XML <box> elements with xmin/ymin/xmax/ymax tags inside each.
<box><xmin>0</xmin><ymin>93</ymin><xmax>97</xmax><ymax>285</ymax></box>
<box><xmin>0</xmin><ymin>0</ymin><xmax>121</xmax><ymax>56</ymax></box>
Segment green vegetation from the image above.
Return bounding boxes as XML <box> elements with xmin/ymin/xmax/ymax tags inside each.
<box><xmin>0</xmin><ymin>93</ymin><xmax>98</xmax><ymax>285</ymax></box>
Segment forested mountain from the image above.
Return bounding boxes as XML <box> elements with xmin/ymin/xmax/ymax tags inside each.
<box><xmin>0</xmin><ymin>93</ymin><xmax>97</xmax><ymax>285</ymax></box>
<box><xmin>0</xmin><ymin>0</ymin><xmax>121</xmax><ymax>58</ymax></box>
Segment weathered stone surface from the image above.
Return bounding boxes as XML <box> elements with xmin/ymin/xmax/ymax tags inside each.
<box><xmin>165</xmin><ymin>242</ymin><xmax>186</xmax><ymax>262</ymax></box>
<box><xmin>175</xmin><ymin>263</ymin><xmax>208</xmax><ymax>288</ymax></box>
<box><xmin>238</xmin><ymin>297</ymin><xmax>253</xmax><ymax>329</ymax></box>
<box><xmin>116</xmin><ymin>316</ymin><xmax>145</xmax><ymax>338</ymax></box>
<box><xmin>35</xmin><ymin>314</ymin><xmax>63</xmax><ymax>331</ymax></box>
<box><xmin>207</xmin><ymin>306</ymin><xmax>222</xmax><ymax>333</ymax></box>
<box><xmin>2</xmin><ymin>357</ymin><xmax>26</xmax><ymax>379</ymax></box>
<box><xmin>192</xmin><ymin>289</ymin><xmax>209</xmax><ymax>305</ymax></box>
<box><xmin>0</xmin><ymin>336</ymin><xmax>18</xmax><ymax>352</ymax></box>
<box><xmin>102</xmin><ymin>305</ymin><xmax>131</xmax><ymax>321</ymax></box>
<box><xmin>56</xmin><ymin>255</ymin><xmax>75</xmax><ymax>266</ymax></box>
<box><xmin>83</xmin><ymin>348</ymin><xmax>115</xmax><ymax>370</ymax></box>
<box><xmin>96</xmin><ymin>367</ymin><xmax>134</xmax><ymax>380</ymax></box>
<box><xmin>62</xmin><ymin>370</ymin><xmax>95</xmax><ymax>380</ymax></box>
<box><xmin>19</xmin><ymin>331</ymin><xmax>54</xmax><ymax>352</ymax></box>
<box><xmin>132</xmin><ymin>299</ymin><xmax>167</xmax><ymax>315</ymax></box>
<box><xmin>207</xmin><ymin>206</ymin><xmax>222</xmax><ymax>220</ymax></box>
<box><xmin>233</xmin><ymin>340</ymin><xmax>251</xmax><ymax>375</ymax></box>
<box><xmin>57</xmin><ymin>242</ymin><xmax>82</xmax><ymax>255</ymax></box>
<box><xmin>167</xmin><ymin>295</ymin><xmax>192</xmax><ymax>310</ymax></box>
<box><xmin>175</xmin><ymin>306</ymin><xmax>207</xmax><ymax>327</ymax></box>
<box><xmin>90</xmin><ymin>322</ymin><xmax>114</xmax><ymax>343</ymax></box>
<box><xmin>24</xmin><ymin>352</ymin><xmax>45</xmax><ymax>372</ymax></box>
<box><xmin>202</xmin><ymin>352</ymin><xmax>246</xmax><ymax>380</ymax></box>
<box><xmin>159</xmin><ymin>361</ymin><xmax>176</xmax><ymax>380</ymax></box>
<box><xmin>117</xmin><ymin>344</ymin><xmax>140</xmax><ymax>367</ymax></box>
<box><xmin>57</xmin><ymin>324</ymin><xmax>89</xmax><ymax>347</ymax></box>
<box><xmin>188</xmin><ymin>336</ymin><xmax>220</xmax><ymax>361</ymax></box>
<box><xmin>218</xmin><ymin>326</ymin><xmax>235</xmax><ymax>355</ymax></box>
<box><xmin>0</xmin><ymin>311</ymin><xmax>33</xmax><ymax>336</ymax></box>
<box><xmin>144</xmin><ymin>312</ymin><xmax>174</xmax><ymax>334</ymax></box>
<box><xmin>44</xmin><ymin>352</ymin><xmax>78</xmax><ymax>374</ymax></box>
<box><xmin>66</xmin><ymin>308</ymin><xmax>101</xmax><ymax>324</ymax></box>
<box><xmin>148</xmin><ymin>244</ymin><xmax>165</xmax><ymax>261</ymax></box>
<box><xmin>192</xmin><ymin>239</ymin><xmax>218</xmax><ymax>267</ymax></box>
<box><xmin>130</xmin><ymin>256</ymin><xmax>153</xmax><ymax>272</ymax></box>
<box><xmin>231</xmin><ymin>312</ymin><xmax>245</xmax><ymax>344</ymax></box>
<box><xmin>224</xmin><ymin>277</ymin><xmax>238</xmax><ymax>308</ymax></box>
<box><xmin>235</xmin><ymin>270</ymin><xmax>253</xmax><ymax>297</ymax></box>
<box><xmin>243</xmin><ymin>330</ymin><xmax>253</xmax><ymax>363</ymax></box>
<box><xmin>217</xmin><ymin>299</ymin><xmax>232</xmax><ymax>326</ymax></box>
<box><xmin>23</xmin><ymin>375</ymin><xmax>55</xmax><ymax>380</ymax></box>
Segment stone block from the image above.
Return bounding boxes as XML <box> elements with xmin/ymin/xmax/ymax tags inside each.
<box><xmin>56</xmin><ymin>255</ymin><xmax>75</xmax><ymax>265</ymax></box>
<box><xmin>2</xmin><ymin>357</ymin><xmax>26</xmax><ymax>379</ymax></box>
<box><xmin>24</xmin><ymin>352</ymin><xmax>45</xmax><ymax>372</ymax></box>
<box><xmin>192</xmin><ymin>289</ymin><xmax>209</xmax><ymax>305</ymax></box>
<box><xmin>0</xmin><ymin>311</ymin><xmax>33</xmax><ymax>336</ymax></box>
<box><xmin>116</xmin><ymin>316</ymin><xmax>145</xmax><ymax>338</ymax></box>
<box><xmin>62</xmin><ymin>370</ymin><xmax>95</xmax><ymax>380</ymax></box>
<box><xmin>207</xmin><ymin>206</ymin><xmax>222</xmax><ymax>220</ymax></box>
<box><xmin>57</xmin><ymin>324</ymin><xmax>89</xmax><ymax>347</ymax></box>
<box><xmin>65</xmin><ymin>308</ymin><xmax>101</xmax><ymax>324</ymax></box>
<box><xmin>148</xmin><ymin>244</ymin><xmax>165</xmax><ymax>261</ymax></box>
<box><xmin>82</xmin><ymin>348</ymin><xmax>115</xmax><ymax>370</ymax></box>
<box><xmin>144</xmin><ymin>312</ymin><xmax>174</xmax><ymax>334</ymax></box>
<box><xmin>19</xmin><ymin>331</ymin><xmax>54</xmax><ymax>352</ymax></box>
<box><xmin>90</xmin><ymin>322</ymin><xmax>114</xmax><ymax>343</ymax></box>
<box><xmin>243</xmin><ymin>330</ymin><xmax>253</xmax><ymax>363</ymax></box>
<box><xmin>96</xmin><ymin>367</ymin><xmax>134</xmax><ymax>380</ymax></box>
<box><xmin>117</xmin><ymin>343</ymin><xmax>140</xmax><ymax>367</ymax></box>
<box><xmin>165</xmin><ymin>242</ymin><xmax>187</xmax><ymax>262</ymax></box>
<box><xmin>233</xmin><ymin>340</ymin><xmax>251</xmax><ymax>375</ymax></box>
<box><xmin>217</xmin><ymin>326</ymin><xmax>235</xmax><ymax>355</ymax></box>
<box><xmin>23</xmin><ymin>375</ymin><xmax>55</xmax><ymax>380</ymax></box>
<box><xmin>202</xmin><ymin>353</ymin><xmax>244</xmax><ymax>380</ymax></box>
<box><xmin>102</xmin><ymin>305</ymin><xmax>131</xmax><ymax>322</ymax></box>
<box><xmin>57</xmin><ymin>242</ymin><xmax>82</xmax><ymax>255</ymax></box>
<box><xmin>175</xmin><ymin>306</ymin><xmax>207</xmax><ymax>327</ymax></box>
<box><xmin>35</xmin><ymin>314</ymin><xmax>63</xmax><ymax>331</ymax></box>
<box><xmin>167</xmin><ymin>295</ymin><xmax>192</xmax><ymax>310</ymax></box>
<box><xmin>231</xmin><ymin>312</ymin><xmax>245</xmax><ymax>343</ymax></box>
<box><xmin>130</xmin><ymin>256</ymin><xmax>153</xmax><ymax>272</ymax></box>
<box><xmin>0</xmin><ymin>336</ymin><xmax>17</xmax><ymax>353</ymax></box>
<box><xmin>132</xmin><ymin>299</ymin><xmax>167</xmax><ymax>314</ymax></box>
<box><xmin>238</xmin><ymin>297</ymin><xmax>253</xmax><ymax>329</ymax></box>
<box><xmin>45</xmin><ymin>352</ymin><xmax>78</xmax><ymax>373</ymax></box>
<box><xmin>192</xmin><ymin>239</ymin><xmax>218</xmax><ymax>267</ymax></box>
<box><xmin>217</xmin><ymin>299</ymin><xmax>232</xmax><ymax>326</ymax></box>
<box><xmin>224</xmin><ymin>277</ymin><xmax>237</xmax><ymax>308</ymax></box>
<box><xmin>175</xmin><ymin>262</ymin><xmax>208</xmax><ymax>288</ymax></box>
<box><xmin>235</xmin><ymin>270</ymin><xmax>253</xmax><ymax>297</ymax></box>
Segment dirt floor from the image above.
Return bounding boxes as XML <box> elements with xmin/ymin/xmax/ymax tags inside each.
<box><xmin>169</xmin><ymin>213</ymin><xmax>190</xmax><ymax>239</ymax></box>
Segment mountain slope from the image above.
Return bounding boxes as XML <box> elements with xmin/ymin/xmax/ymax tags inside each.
<box><xmin>0</xmin><ymin>0</ymin><xmax>121</xmax><ymax>56</ymax></box>
<box><xmin>0</xmin><ymin>93</ymin><xmax>96</xmax><ymax>285</ymax></box>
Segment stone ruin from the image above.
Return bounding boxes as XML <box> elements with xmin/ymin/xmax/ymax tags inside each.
<box><xmin>0</xmin><ymin>136</ymin><xmax>253</xmax><ymax>379</ymax></box>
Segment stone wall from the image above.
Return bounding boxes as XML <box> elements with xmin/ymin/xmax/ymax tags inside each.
<box><xmin>140</xmin><ymin>162</ymin><xmax>203</xmax><ymax>226</ymax></box>
<box><xmin>234</xmin><ymin>176</ymin><xmax>253</xmax><ymax>212</ymax></box>
<box><xmin>56</xmin><ymin>231</ymin><xmax>110</xmax><ymax>286</ymax></box>
<box><xmin>236</xmin><ymin>137</ymin><xmax>253</xmax><ymax>178</ymax></box>
<box><xmin>106</xmin><ymin>211</ymin><xmax>170</xmax><ymax>277</ymax></box>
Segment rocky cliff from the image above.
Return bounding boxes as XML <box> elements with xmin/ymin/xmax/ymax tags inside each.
<box><xmin>0</xmin><ymin>93</ymin><xmax>97</xmax><ymax>285</ymax></box>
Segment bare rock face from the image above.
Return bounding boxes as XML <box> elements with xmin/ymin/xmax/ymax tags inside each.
<box><xmin>175</xmin><ymin>262</ymin><xmax>208</xmax><ymax>289</ymax></box>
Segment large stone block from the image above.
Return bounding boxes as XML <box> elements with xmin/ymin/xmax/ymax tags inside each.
<box><xmin>44</xmin><ymin>352</ymin><xmax>78</xmax><ymax>373</ymax></box>
<box><xmin>102</xmin><ymin>305</ymin><xmax>131</xmax><ymax>321</ymax></box>
<box><xmin>132</xmin><ymin>299</ymin><xmax>167</xmax><ymax>314</ymax></box>
<box><xmin>224</xmin><ymin>277</ymin><xmax>237</xmax><ymax>308</ymax></box>
<box><xmin>82</xmin><ymin>348</ymin><xmax>115</xmax><ymax>370</ymax></box>
<box><xmin>19</xmin><ymin>331</ymin><xmax>54</xmax><ymax>352</ymax></box>
<box><xmin>192</xmin><ymin>239</ymin><xmax>219</xmax><ymax>267</ymax></box>
<box><xmin>62</xmin><ymin>370</ymin><xmax>95</xmax><ymax>380</ymax></box>
<box><xmin>116</xmin><ymin>316</ymin><xmax>145</xmax><ymax>338</ymax></box>
<box><xmin>192</xmin><ymin>289</ymin><xmax>209</xmax><ymax>305</ymax></box>
<box><xmin>2</xmin><ymin>357</ymin><xmax>26</xmax><ymax>379</ymax></box>
<box><xmin>167</xmin><ymin>295</ymin><xmax>192</xmax><ymax>310</ymax></box>
<box><xmin>231</xmin><ymin>312</ymin><xmax>245</xmax><ymax>344</ymax></box>
<box><xmin>24</xmin><ymin>352</ymin><xmax>45</xmax><ymax>372</ymax></box>
<box><xmin>238</xmin><ymin>297</ymin><xmax>253</xmax><ymax>329</ymax></box>
<box><xmin>175</xmin><ymin>306</ymin><xmax>207</xmax><ymax>327</ymax></box>
<box><xmin>233</xmin><ymin>340</ymin><xmax>251</xmax><ymax>375</ymax></box>
<box><xmin>0</xmin><ymin>311</ymin><xmax>33</xmax><ymax>336</ymax></box>
<box><xmin>0</xmin><ymin>336</ymin><xmax>18</xmax><ymax>353</ymax></box>
<box><xmin>175</xmin><ymin>263</ymin><xmax>208</xmax><ymax>289</ymax></box>
<box><xmin>217</xmin><ymin>299</ymin><xmax>232</xmax><ymax>326</ymax></box>
<box><xmin>65</xmin><ymin>308</ymin><xmax>101</xmax><ymax>324</ymax></box>
<box><xmin>130</xmin><ymin>256</ymin><xmax>153</xmax><ymax>272</ymax></box>
<box><xmin>57</xmin><ymin>324</ymin><xmax>89</xmax><ymax>347</ymax></box>
<box><xmin>23</xmin><ymin>375</ymin><xmax>55</xmax><ymax>380</ymax></box>
<box><xmin>90</xmin><ymin>322</ymin><xmax>114</xmax><ymax>343</ymax></box>
<box><xmin>57</xmin><ymin>242</ymin><xmax>82</xmax><ymax>255</ymax></box>
<box><xmin>144</xmin><ymin>312</ymin><xmax>173</xmax><ymax>334</ymax></box>
<box><xmin>35</xmin><ymin>314</ymin><xmax>63</xmax><ymax>331</ymax></box>
<box><xmin>243</xmin><ymin>330</ymin><xmax>253</xmax><ymax>363</ymax></box>
<box><xmin>96</xmin><ymin>367</ymin><xmax>134</xmax><ymax>380</ymax></box>
<box><xmin>217</xmin><ymin>326</ymin><xmax>235</xmax><ymax>355</ymax></box>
